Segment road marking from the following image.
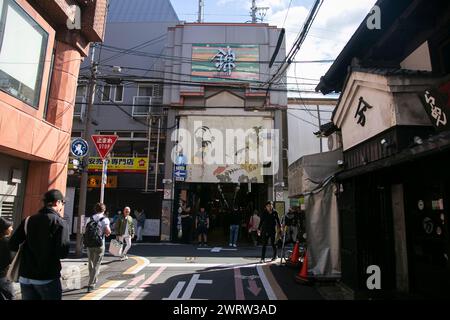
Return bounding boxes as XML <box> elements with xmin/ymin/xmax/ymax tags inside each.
<box><xmin>147</xmin><ymin>262</ymin><xmax>258</xmax><ymax>268</ymax></box>
<box><xmin>80</xmin><ymin>280</ymin><xmax>125</xmax><ymax>300</ymax></box>
<box><xmin>197</xmin><ymin>247</ymin><xmax>237</xmax><ymax>252</ymax></box>
<box><xmin>124</xmin><ymin>256</ymin><xmax>150</xmax><ymax>275</ymax></box>
<box><xmin>163</xmin><ymin>281</ymin><xmax>186</xmax><ymax>300</ymax></box>
<box><xmin>248</xmin><ymin>279</ymin><xmax>262</xmax><ymax>296</ymax></box>
<box><xmin>261</xmin><ymin>264</ymin><xmax>287</xmax><ymax>300</ymax></box>
<box><xmin>181</xmin><ymin>274</ymin><xmax>213</xmax><ymax>299</ymax></box>
<box><xmin>125</xmin><ymin>266</ymin><xmax>166</xmax><ymax>300</ymax></box>
<box><xmin>128</xmin><ymin>274</ymin><xmax>145</xmax><ymax>287</ymax></box>
<box><xmin>256</xmin><ymin>265</ymin><xmax>277</xmax><ymax>300</ymax></box>
<box><xmin>233</xmin><ymin>268</ymin><xmax>245</xmax><ymax>300</ymax></box>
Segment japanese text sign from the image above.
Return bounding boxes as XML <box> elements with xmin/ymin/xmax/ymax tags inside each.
<box><xmin>91</xmin><ymin>135</ymin><xmax>119</xmax><ymax>160</ymax></box>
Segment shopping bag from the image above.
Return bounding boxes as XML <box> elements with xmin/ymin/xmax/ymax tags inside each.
<box><xmin>109</xmin><ymin>239</ymin><xmax>123</xmax><ymax>257</ymax></box>
<box><xmin>6</xmin><ymin>216</ymin><xmax>30</xmax><ymax>283</ymax></box>
<box><xmin>178</xmin><ymin>228</ymin><xmax>182</xmax><ymax>239</ymax></box>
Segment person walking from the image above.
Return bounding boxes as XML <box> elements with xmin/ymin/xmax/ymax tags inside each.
<box><xmin>196</xmin><ymin>207</ymin><xmax>209</xmax><ymax>247</ymax></box>
<box><xmin>134</xmin><ymin>208</ymin><xmax>146</xmax><ymax>243</ymax></box>
<box><xmin>84</xmin><ymin>203</ymin><xmax>111</xmax><ymax>292</ymax></box>
<box><xmin>9</xmin><ymin>189</ymin><xmax>70</xmax><ymax>300</ymax></box>
<box><xmin>248</xmin><ymin>210</ymin><xmax>261</xmax><ymax>246</ymax></box>
<box><xmin>0</xmin><ymin>218</ymin><xmax>14</xmax><ymax>300</ymax></box>
<box><xmin>181</xmin><ymin>206</ymin><xmax>193</xmax><ymax>244</ymax></box>
<box><xmin>114</xmin><ymin>207</ymin><xmax>135</xmax><ymax>261</ymax></box>
<box><xmin>229</xmin><ymin>207</ymin><xmax>241</xmax><ymax>247</ymax></box>
<box><xmin>258</xmin><ymin>201</ymin><xmax>281</xmax><ymax>263</ymax></box>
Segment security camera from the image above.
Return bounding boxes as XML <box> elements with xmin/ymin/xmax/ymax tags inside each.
<box><xmin>337</xmin><ymin>160</ymin><xmax>344</xmax><ymax>167</ymax></box>
<box><xmin>413</xmin><ymin>136</ymin><xmax>423</xmax><ymax>145</ymax></box>
<box><xmin>380</xmin><ymin>138</ymin><xmax>387</xmax><ymax>146</ymax></box>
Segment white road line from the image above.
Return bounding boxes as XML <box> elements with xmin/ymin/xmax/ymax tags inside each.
<box><xmin>125</xmin><ymin>266</ymin><xmax>166</xmax><ymax>300</ymax></box>
<box><xmin>256</xmin><ymin>265</ymin><xmax>277</xmax><ymax>300</ymax></box>
<box><xmin>147</xmin><ymin>263</ymin><xmax>259</xmax><ymax>268</ymax></box>
<box><xmin>163</xmin><ymin>281</ymin><xmax>186</xmax><ymax>300</ymax></box>
<box><xmin>181</xmin><ymin>274</ymin><xmax>213</xmax><ymax>299</ymax></box>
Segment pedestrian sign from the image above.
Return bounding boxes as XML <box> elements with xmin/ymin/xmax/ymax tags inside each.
<box><xmin>91</xmin><ymin>135</ymin><xmax>118</xmax><ymax>160</ymax></box>
<box><xmin>174</xmin><ymin>165</ymin><xmax>187</xmax><ymax>182</ymax></box>
<box><xmin>70</xmin><ymin>138</ymin><xmax>89</xmax><ymax>157</ymax></box>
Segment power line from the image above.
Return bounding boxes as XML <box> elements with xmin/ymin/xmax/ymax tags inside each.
<box><xmin>282</xmin><ymin>0</ymin><xmax>294</xmax><ymax>28</ymax></box>
<box><xmin>96</xmin><ymin>43</ymin><xmax>334</xmax><ymax>65</ymax></box>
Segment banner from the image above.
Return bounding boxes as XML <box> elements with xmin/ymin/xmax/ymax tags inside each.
<box><xmin>178</xmin><ymin>116</ymin><xmax>274</xmax><ymax>183</ymax></box>
<box><xmin>69</xmin><ymin>157</ymin><xmax>149</xmax><ymax>173</ymax></box>
<box><xmin>191</xmin><ymin>44</ymin><xmax>259</xmax><ymax>82</ymax></box>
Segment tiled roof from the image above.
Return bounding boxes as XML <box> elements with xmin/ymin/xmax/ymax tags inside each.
<box><xmin>107</xmin><ymin>0</ymin><xmax>179</xmax><ymax>23</ymax></box>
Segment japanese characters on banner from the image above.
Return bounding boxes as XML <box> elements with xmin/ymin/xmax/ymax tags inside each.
<box><xmin>420</xmin><ymin>87</ymin><xmax>450</xmax><ymax>132</ymax></box>
<box><xmin>69</xmin><ymin>157</ymin><xmax>148</xmax><ymax>173</ymax></box>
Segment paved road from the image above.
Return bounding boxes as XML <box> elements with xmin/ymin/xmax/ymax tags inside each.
<box><xmin>62</xmin><ymin>243</ymin><xmax>324</xmax><ymax>300</ymax></box>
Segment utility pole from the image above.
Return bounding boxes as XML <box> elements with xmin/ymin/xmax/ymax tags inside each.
<box><xmin>250</xmin><ymin>0</ymin><xmax>269</xmax><ymax>23</ymax></box>
<box><xmin>198</xmin><ymin>0</ymin><xmax>204</xmax><ymax>23</ymax></box>
<box><xmin>75</xmin><ymin>43</ymin><xmax>98</xmax><ymax>257</ymax></box>
<box><xmin>251</xmin><ymin>0</ymin><xmax>257</xmax><ymax>23</ymax></box>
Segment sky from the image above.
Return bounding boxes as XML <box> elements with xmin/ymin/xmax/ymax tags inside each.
<box><xmin>169</xmin><ymin>0</ymin><xmax>377</xmax><ymax>97</ymax></box>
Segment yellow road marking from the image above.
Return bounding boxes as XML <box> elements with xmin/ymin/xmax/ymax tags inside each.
<box><xmin>80</xmin><ymin>280</ymin><xmax>125</xmax><ymax>300</ymax></box>
<box><xmin>124</xmin><ymin>256</ymin><xmax>150</xmax><ymax>275</ymax></box>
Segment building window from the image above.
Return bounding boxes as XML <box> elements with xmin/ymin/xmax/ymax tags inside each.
<box><xmin>101</xmin><ymin>85</ymin><xmax>111</xmax><ymax>102</ymax></box>
<box><xmin>0</xmin><ymin>0</ymin><xmax>49</xmax><ymax>108</ymax></box>
<box><xmin>114</xmin><ymin>85</ymin><xmax>123</xmax><ymax>102</ymax></box>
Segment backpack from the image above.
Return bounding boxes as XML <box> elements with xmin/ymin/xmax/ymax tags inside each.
<box><xmin>83</xmin><ymin>216</ymin><xmax>105</xmax><ymax>248</ymax></box>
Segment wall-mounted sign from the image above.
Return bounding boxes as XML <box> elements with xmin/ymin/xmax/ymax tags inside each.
<box><xmin>354</xmin><ymin>97</ymin><xmax>373</xmax><ymax>127</ymax></box>
<box><xmin>191</xmin><ymin>44</ymin><xmax>259</xmax><ymax>82</ymax></box>
<box><xmin>418</xmin><ymin>200</ymin><xmax>425</xmax><ymax>211</ymax></box>
<box><xmin>419</xmin><ymin>88</ymin><xmax>450</xmax><ymax>132</ymax></box>
<box><xmin>69</xmin><ymin>157</ymin><xmax>148</xmax><ymax>173</ymax></box>
<box><xmin>423</xmin><ymin>217</ymin><xmax>434</xmax><ymax>234</ymax></box>
<box><xmin>87</xmin><ymin>175</ymin><xmax>117</xmax><ymax>188</ymax></box>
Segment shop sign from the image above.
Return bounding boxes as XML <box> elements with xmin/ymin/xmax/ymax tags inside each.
<box><xmin>191</xmin><ymin>44</ymin><xmax>259</xmax><ymax>82</ymax></box>
<box><xmin>69</xmin><ymin>157</ymin><xmax>148</xmax><ymax>173</ymax></box>
<box><xmin>354</xmin><ymin>97</ymin><xmax>374</xmax><ymax>127</ymax></box>
<box><xmin>87</xmin><ymin>175</ymin><xmax>117</xmax><ymax>188</ymax></box>
<box><xmin>419</xmin><ymin>88</ymin><xmax>450</xmax><ymax>131</ymax></box>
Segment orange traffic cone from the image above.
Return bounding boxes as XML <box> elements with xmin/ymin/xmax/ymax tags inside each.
<box><xmin>287</xmin><ymin>241</ymin><xmax>300</xmax><ymax>267</ymax></box>
<box><xmin>295</xmin><ymin>249</ymin><xmax>310</xmax><ymax>284</ymax></box>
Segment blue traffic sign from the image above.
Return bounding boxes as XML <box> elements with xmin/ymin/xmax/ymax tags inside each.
<box><xmin>71</xmin><ymin>138</ymin><xmax>89</xmax><ymax>157</ymax></box>
<box><xmin>174</xmin><ymin>166</ymin><xmax>187</xmax><ymax>181</ymax></box>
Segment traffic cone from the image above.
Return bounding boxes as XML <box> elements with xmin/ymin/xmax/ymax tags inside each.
<box><xmin>287</xmin><ymin>241</ymin><xmax>300</xmax><ymax>267</ymax></box>
<box><xmin>295</xmin><ymin>249</ymin><xmax>310</xmax><ymax>285</ymax></box>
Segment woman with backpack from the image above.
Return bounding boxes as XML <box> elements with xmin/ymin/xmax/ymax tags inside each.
<box><xmin>84</xmin><ymin>203</ymin><xmax>111</xmax><ymax>292</ymax></box>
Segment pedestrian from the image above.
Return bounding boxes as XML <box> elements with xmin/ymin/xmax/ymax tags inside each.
<box><xmin>84</xmin><ymin>203</ymin><xmax>111</xmax><ymax>292</ymax></box>
<box><xmin>229</xmin><ymin>207</ymin><xmax>241</xmax><ymax>247</ymax></box>
<box><xmin>134</xmin><ymin>208</ymin><xmax>146</xmax><ymax>242</ymax></box>
<box><xmin>248</xmin><ymin>210</ymin><xmax>260</xmax><ymax>246</ymax></box>
<box><xmin>114</xmin><ymin>207</ymin><xmax>135</xmax><ymax>261</ymax></box>
<box><xmin>9</xmin><ymin>189</ymin><xmax>70</xmax><ymax>300</ymax></box>
<box><xmin>181</xmin><ymin>206</ymin><xmax>193</xmax><ymax>244</ymax></box>
<box><xmin>0</xmin><ymin>217</ymin><xmax>14</xmax><ymax>300</ymax></box>
<box><xmin>196</xmin><ymin>207</ymin><xmax>209</xmax><ymax>247</ymax></box>
<box><xmin>258</xmin><ymin>201</ymin><xmax>281</xmax><ymax>263</ymax></box>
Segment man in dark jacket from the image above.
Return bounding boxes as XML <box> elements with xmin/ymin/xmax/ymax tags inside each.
<box><xmin>258</xmin><ymin>201</ymin><xmax>281</xmax><ymax>263</ymax></box>
<box><xmin>9</xmin><ymin>189</ymin><xmax>70</xmax><ymax>300</ymax></box>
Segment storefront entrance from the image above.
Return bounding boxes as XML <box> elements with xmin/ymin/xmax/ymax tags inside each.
<box><xmin>174</xmin><ymin>182</ymin><xmax>268</xmax><ymax>245</ymax></box>
<box><xmin>404</xmin><ymin>153</ymin><xmax>450</xmax><ymax>298</ymax></box>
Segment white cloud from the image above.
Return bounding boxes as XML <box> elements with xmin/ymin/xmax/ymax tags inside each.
<box><xmin>265</xmin><ymin>0</ymin><xmax>377</xmax><ymax>97</ymax></box>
